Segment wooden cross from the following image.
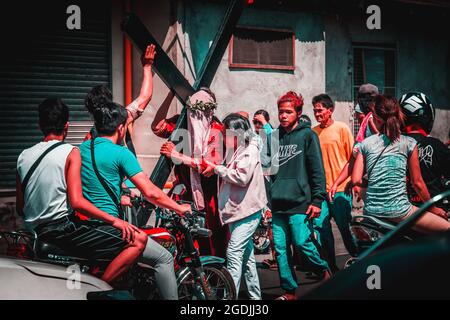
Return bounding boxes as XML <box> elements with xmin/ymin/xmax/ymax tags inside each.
<box><xmin>121</xmin><ymin>0</ymin><xmax>246</xmax><ymax>188</ymax></box>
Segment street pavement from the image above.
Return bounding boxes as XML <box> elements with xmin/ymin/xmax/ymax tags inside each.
<box><xmin>239</xmin><ymin>221</ymin><xmax>351</xmax><ymax>300</ymax></box>
<box><xmin>143</xmin><ymin>205</ymin><xmax>354</xmax><ymax>300</ymax></box>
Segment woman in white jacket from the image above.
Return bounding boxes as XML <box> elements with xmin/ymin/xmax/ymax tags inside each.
<box><xmin>203</xmin><ymin>113</ymin><xmax>267</xmax><ymax>300</ymax></box>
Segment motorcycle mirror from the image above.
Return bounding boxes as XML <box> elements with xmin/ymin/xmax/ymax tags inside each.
<box><xmin>172</xmin><ymin>184</ymin><xmax>187</xmax><ymax>196</ymax></box>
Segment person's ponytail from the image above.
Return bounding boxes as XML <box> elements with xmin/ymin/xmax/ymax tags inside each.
<box><xmin>373</xmin><ymin>95</ymin><xmax>403</xmax><ymax>142</ymax></box>
<box><xmin>385</xmin><ymin>113</ymin><xmax>402</xmax><ymax>142</ymax></box>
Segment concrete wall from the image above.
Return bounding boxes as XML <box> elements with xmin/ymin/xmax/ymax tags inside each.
<box><xmin>183</xmin><ymin>1</ymin><xmax>327</xmax><ymax>129</ymax></box>
<box><xmin>325</xmin><ymin>6</ymin><xmax>450</xmax><ymax>141</ymax></box>
<box><xmin>121</xmin><ymin>0</ymin><xmax>332</xmax><ymax>176</ymax></box>
<box><xmin>111</xmin><ymin>0</ymin><xmax>184</xmax><ymax>176</ymax></box>
<box><xmin>114</xmin><ymin>1</ymin><xmax>449</xmax><ymax>177</ymax></box>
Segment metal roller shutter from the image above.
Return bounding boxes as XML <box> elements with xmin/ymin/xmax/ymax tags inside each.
<box><xmin>0</xmin><ymin>1</ymin><xmax>111</xmax><ymax>189</ymax></box>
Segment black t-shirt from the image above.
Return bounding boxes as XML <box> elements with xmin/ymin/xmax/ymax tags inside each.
<box><xmin>407</xmin><ymin>133</ymin><xmax>450</xmax><ymax>209</ymax></box>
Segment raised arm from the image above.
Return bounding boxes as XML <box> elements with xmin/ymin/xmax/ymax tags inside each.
<box><xmin>126</xmin><ymin>44</ymin><xmax>156</xmax><ymax>126</ymax></box>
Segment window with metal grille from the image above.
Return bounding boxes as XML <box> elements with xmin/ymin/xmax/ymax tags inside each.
<box><xmin>229</xmin><ymin>26</ymin><xmax>295</xmax><ymax>71</ymax></box>
<box><xmin>352</xmin><ymin>44</ymin><xmax>396</xmax><ymax>136</ymax></box>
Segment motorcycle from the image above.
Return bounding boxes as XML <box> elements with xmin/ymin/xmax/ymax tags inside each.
<box><xmin>345</xmin><ymin>190</ymin><xmax>450</xmax><ymax>268</ymax></box>
<box><xmin>130</xmin><ymin>194</ymin><xmax>236</xmax><ymax>300</ymax></box>
<box><xmin>1</xmin><ymin>185</ymin><xmax>236</xmax><ymax>300</ymax></box>
<box><xmin>252</xmin><ymin>215</ymin><xmax>271</xmax><ymax>255</ymax></box>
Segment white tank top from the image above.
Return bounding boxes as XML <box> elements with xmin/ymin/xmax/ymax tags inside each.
<box><xmin>17</xmin><ymin>140</ymin><xmax>75</xmax><ymax>230</ymax></box>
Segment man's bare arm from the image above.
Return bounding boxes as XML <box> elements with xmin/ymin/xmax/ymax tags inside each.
<box><xmin>126</xmin><ymin>44</ymin><xmax>156</xmax><ymax>126</ymax></box>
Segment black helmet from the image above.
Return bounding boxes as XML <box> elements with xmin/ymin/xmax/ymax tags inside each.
<box><xmin>399</xmin><ymin>92</ymin><xmax>435</xmax><ymax>134</ymax></box>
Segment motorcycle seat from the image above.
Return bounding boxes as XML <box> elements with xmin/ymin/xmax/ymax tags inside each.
<box><xmin>352</xmin><ymin>215</ymin><xmax>423</xmax><ymax>239</ymax></box>
<box><xmin>35</xmin><ymin>240</ymin><xmax>72</xmax><ymax>258</ymax></box>
<box><xmin>352</xmin><ymin>215</ymin><xmax>397</xmax><ymax>230</ymax></box>
<box><xmin>35</xmin><ymin>240</ymin><xmax>114</xmax><ymax>264</ymax></box>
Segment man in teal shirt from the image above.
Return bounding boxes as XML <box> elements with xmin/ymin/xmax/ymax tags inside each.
<box><xmin>80</xmin><ymin>137</ymin><xmax>142</xmax><ymax>217</ymax></box>
<box><xmin>80</xmin><ymin>101</ymin><xmax>191</xmax><ymax>300</ymax></box>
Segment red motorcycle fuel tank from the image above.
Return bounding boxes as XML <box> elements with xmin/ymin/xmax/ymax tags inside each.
<box><xmin>142</xmin><ymin>228</ymin><xmax>177</xmax><ymax>259</ymax></box>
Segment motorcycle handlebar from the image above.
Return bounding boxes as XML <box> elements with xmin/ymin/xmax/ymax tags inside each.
<box><xmin>190</xmin><ymin>228</ymin><xmax>212</xmax><ymax>238</ymax></box>
<box><xmin>158</xmin><ymin>206</ymin><xmax>206</xmax><ymax>227</ymax></box>
<box><xmin>193</xmin><ymin>209</ymin><xmax>206</xmax><ymax>217</ymax></box>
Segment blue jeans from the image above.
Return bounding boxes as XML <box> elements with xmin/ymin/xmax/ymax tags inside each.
<box><xmin>227</xmin><ymin>211</ymin><xmax>263</xmax><ymax>300</ymax></box>
<box><xmin>273</xmin><ymin>213</ymin><xmax>329</xmax><ymax>292</ymax></box>
<box><xmin>314</xmin><ymin>192</ymin><xmax>357</xmax><ymax>268</ymax></box>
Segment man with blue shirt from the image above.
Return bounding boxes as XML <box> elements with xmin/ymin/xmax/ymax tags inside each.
<box><xmin>80</xmin><ymin>101</ymin><xmax>192</xmax><ymax>300</ymax></box>
<box><xmin>16</xmin><ymin>98</ymin><xmax>147</xmax><ymax>286</ymax></box>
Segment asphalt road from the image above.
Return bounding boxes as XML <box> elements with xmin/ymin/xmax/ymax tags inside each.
<box><xmin>139</xmin><ymin>205</ymin><xmax>354</xmax><ymax>300</ymax></box>
<box><xmin>239</xmin><ymin>221</ymin><xmax>351</xmax><ymax>300</ymax></box>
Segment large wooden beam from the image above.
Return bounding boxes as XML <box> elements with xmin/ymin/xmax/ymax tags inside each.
<box><xmin>121</xmin><ymin>13</ymin><xmax>195</xmax><ymax>103</ymax></box>
<box><xmin>121</xmin><ymin>0</ymin><xmax>246</xmax><ymax>188</ymax></box>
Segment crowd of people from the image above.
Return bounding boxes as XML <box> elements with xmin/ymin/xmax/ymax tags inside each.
<box><xmin>15</xmin><ymin>43</ymin><xmax>450</xmax><ymax>300</ymax></box>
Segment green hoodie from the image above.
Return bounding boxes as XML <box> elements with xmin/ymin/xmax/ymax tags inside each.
<box><xmin>269</xmin><ymin>121</ymin><xmax>326</xmax><ymax>214</ymax></box>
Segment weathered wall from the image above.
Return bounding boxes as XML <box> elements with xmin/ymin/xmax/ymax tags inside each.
<box><xmin>112</xmin><ymin>0</ymin><xmax>183</xmax><ymax>176</ymax></box>
<box><xmin>115</xmin><ymin>1</ymin><xmax>449</xmax><ymax>178</ymax></box>
<box><xmin>325</xmin><ymin>6</ymin><xmax>450</xmax><ymax>141</ymax></box>
<box><xmin>131</xmin><ymin>0</ymin><xmax>178</xmax><ymax>176</ymax></box>
<box><xmin>123</xmin><ymin>0</ymin><xmax>332</xmax><ymax>177</ymax></box>
<box><xmin>184</xmin><ymin>1</ymin><xmax>327</xmax><ymax>128</ymax></box>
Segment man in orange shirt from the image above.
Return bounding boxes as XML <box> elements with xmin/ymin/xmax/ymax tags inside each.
<box><xmin>312</xmin><ymin>94</ymin><xmax>357</xmax><ymax>272</ymax></box>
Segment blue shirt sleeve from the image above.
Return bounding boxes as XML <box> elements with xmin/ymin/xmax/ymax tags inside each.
<box><xmin>119</xmin><ymin>148</ymin><xmax>143</xmax><ymax>179</ymax></box>
<box><xmin>263</xmin><ymin>123</ymin><xmax>273</xmax><ymax>135</ymax></box>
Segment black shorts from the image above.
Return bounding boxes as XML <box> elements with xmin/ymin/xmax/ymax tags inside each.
<box><xmin>35</xmin><ymin>215</ymin><xmax>128</xmax><ymax>260</ymax></box>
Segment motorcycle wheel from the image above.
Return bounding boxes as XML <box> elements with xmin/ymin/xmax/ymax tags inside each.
<box><xmin>178</xmin><ymin>265</ymin><xmax>236</xmax><ymax>300</ymax></box>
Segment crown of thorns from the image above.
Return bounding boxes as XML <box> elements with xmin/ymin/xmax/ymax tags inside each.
<box><xmin>185</xmin><ymin>97</ymin><xmax>218</xmax><ymax>112</ymax></box>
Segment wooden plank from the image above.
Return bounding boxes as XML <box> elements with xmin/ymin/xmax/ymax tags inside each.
<box><xmin>121</xmin><ymin>0</ymin><xmax>246</xmax><ymax>188</ymax></box>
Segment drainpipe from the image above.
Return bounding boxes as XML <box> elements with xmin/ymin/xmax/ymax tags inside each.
<box><xmin>124</xmin><ymin>0</ymin><xmax>133</xmax><ymax>106</ymax></box>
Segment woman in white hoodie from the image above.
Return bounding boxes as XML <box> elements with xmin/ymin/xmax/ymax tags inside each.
<box><xmin>203</xmin><ymin>113</ymin><xmax>267</xmax><ymax>300</ymax></box>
